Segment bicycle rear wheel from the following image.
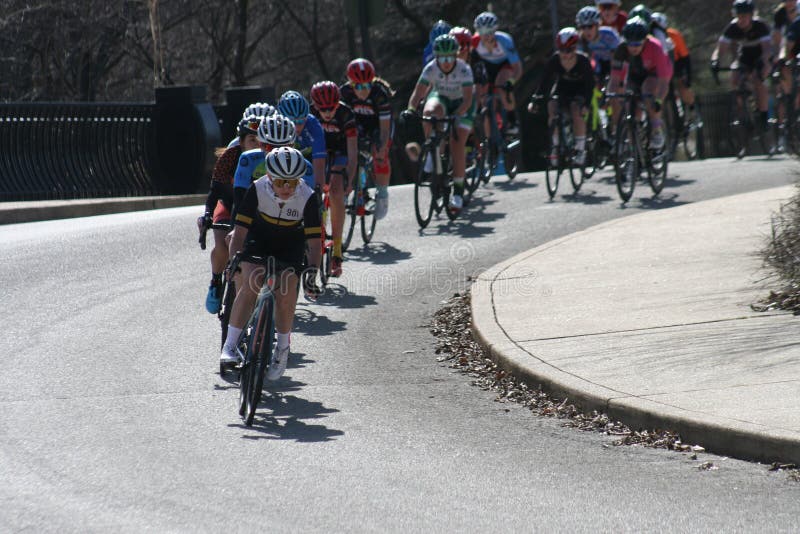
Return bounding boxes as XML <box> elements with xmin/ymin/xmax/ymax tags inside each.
<box><xmin>614</xmin><ymin>118</ymin><xmax>638</xmax><ymax>202</ymax></box>
<box><xmin>414</xmin><ymin>147</ymin><xmax>435</xmax><ymax>228</ymax></box>
<box><xmin>244</xmin><ymin>293</ymin><xmax>275</xmax><ymax>427</ymax></box>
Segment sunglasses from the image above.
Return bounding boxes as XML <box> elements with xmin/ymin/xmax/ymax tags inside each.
<box><xmin>626</xmin><ymin>40</ymin><xmax>643</xmax><ymax>47</ymax></box>
<box><xmin>272</xmin><ymin>177</ymin><xmax>300</xmax><ymax>189</ymax></box>
<box><xmin>437</xmin><ymin>55</ymin><xmax>457</xmax><ymax>63</ymax></box>
<box><xmin>354</xmin><ymin>82</ymin><xmax>372</xmax><ymax>91</ymax></box>
<box><xmin>478</xmin><ymin>28</ymin><xmax>495</xmax><ymax>36</ymax></box>
<box><xmin>559</xmin><ymin>46</ymin><xmax>577</xmax><ymax>54</ymax></box>
<box><xmin>598</xmin><ymin>4</ymin><xmax>617</xmax><ymax>10</ymax></box>
<box><xmin>292</xmin><ymin>117</ymin><xmax>306</xmax><ymax>125</ymax></box>
<box><xmin>579</xmin><ymin>24</ymin><xmax>596</xmax><ymax>30</ymax></box>
<box><xmin>317</xmin><ymin>105</ymin><xmax>338</xmax><ymax>113</ymax></box>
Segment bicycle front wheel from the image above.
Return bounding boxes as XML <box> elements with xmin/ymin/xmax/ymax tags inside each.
<box><xmin>342</xmin><ymin>191</ymin><xmax>357</xmax><ymax>252</ymax></box>
<box><xmin>614</xmin><ymin>119</ymin><xmax>638</xmax><ymax>202</ymax></box>
<box><xmin>360</xmin><ymin>184</ymin><xmax>377</xmax><ymax>244</ymax></box>
<box><xmin>244</xmin><ymin>293</ymin><xmax>275</xmax><ymax>427</ymax></box>
<box><xmin>414</xmin><ymin>147</ymin><xmax>435</xmax><ymax>228</ymax></box>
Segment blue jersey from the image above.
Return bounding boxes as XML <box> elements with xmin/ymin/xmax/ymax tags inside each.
<box><xmin>294</xmin><ymin>114</ymin><xmax>327</xmax><ymax>162</ymax></box>
<box><xmin>233</xmin><ymin>149</ymin><xmax>314</xmax><ymax>190</ymax></box>
<box><xmin>473</xmin><ymin>31</ymin><xmax>521</xmax><ymax>64</ymax></box>
<box><xmin>582</xmin><ymin>27</ymin><xmax>620</xmax><ymax>64</ymax></box>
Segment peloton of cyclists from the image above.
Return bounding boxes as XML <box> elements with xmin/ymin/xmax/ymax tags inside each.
<box><xmin>595</xmin><ymin>0</ymin><xmax>628</xmax><ymax>35</ymax></box>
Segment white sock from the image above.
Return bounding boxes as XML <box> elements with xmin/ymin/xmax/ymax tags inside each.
<box><xmin>276</xmin><ymin>332</ymin><xmax>290</xmax><ymax>349</ymax></box>
<box><xmin>224</xmin><ymin>326</ymin><xmax>242</xmax><ymax>351</ymax></box>
<box><xmin>576</xmin><ymin>136</ymin><xmax>586</xmax><ymax>151</ymax></box>
<box><xmin>424</xmin><ymin>153</ymin><xmax>433</xmax><ymax>172</ymax></box>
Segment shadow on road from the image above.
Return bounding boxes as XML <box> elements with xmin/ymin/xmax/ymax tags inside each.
<box><xmin>345</xmin><ymin>241</ymin><xmax>412</xmax><ymax>265</ymax></box>
<box><xmin>293</xmin><ymin>307</ymin><xmax>347</xmax><ymax>335</ymax></box>
<box><xmin>560</xmin><ymin>188</ymin><xmax>615</xmax><ymax>205</ymax></box>
<box><xmin>313</xmin><ymin>283</ymin><xmax>378</xmax><ymax>309</ymax></box>
<box><xmin>491</xmin><ymin>176</ymin><xmax>537</xmax><ymax>192</ymax></box>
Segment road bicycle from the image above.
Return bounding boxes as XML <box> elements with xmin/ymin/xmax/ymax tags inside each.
<box><xmin>231</xmin><ymin>254</ymin><xmax>295</xmax><ymax>427</ymax></box>
<box><xmin>773</xmin><ymin>55</ymin><xmax>800</xmax><ymax>155</ymax></box>
<box><xmin>342</xmin><ymin>139</ymin><xmax>377</xmax><ymax>251</ymax></box>
<box><xmin>583</xmin><ymin>85</ymin><xmax>613</xmax><ymax>179</ymax></box>
<box><xmin>607</xmin><ymin>90</ymin><xmax>669</xmax><ymax>203</ymax></box>
<box><xmin>413</xmin><ymin>115</ymin><xmax>460</xmax><ymax>228</ymax></box>
<box><xmin>474</xmin><ymin>83</ymin><xmax>521</xmax><ymax>183</ymax></box>
<box><xmin>712</xmin><ymin>64</ymin><xmax>775</xmax><ymax>159</ymax></box>
<box><xmin>534</xmin><ymin>93</ymin><xmax>586</xmax><ymax>199</ymax></box>
<box><xmin>663</xmin><ymin>79</ymin><xmax>705</xmax><ymax>161</ymax></box>
<box><xmin>316</xmin><ymin>182</ymin><xmax>334</xmax><ymax>287</ymax></box>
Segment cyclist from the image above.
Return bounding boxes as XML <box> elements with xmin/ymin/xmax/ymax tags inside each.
<box><xmin>608</xmin><ymin>17</ymin><xmax>673</xmax><ymax>151</ymax></box>
<box><xmin>711</xmin><ymin>0</ymin><xmax>772</xmax><ymax>139</ymax></box>
<box><xmin>406</xmin><ymin>34</ymin><xmax>474</xmax><ymax>211</ymax></box>
<box><xmin>309</xmin><ymin>80</ymin><xmax>357</xmax><ymax>277</ymax></box>
<box><xmin>780</xmin><ymin>10</ymin><xmax>800</xmax><ymax>118</ymax></box>
<box><xmin>278</xmin><ymin>90</ymin><xmax>327</xmax><ymax>190</ymax></box>
<box><xmin>595</xmin><ymin>0</ymin><xmax>627</xmax><ymax>34</ymax></box>
<box><xmin>340</xmin><ymin>58</ymin><xmax>394</xmax><ymax>220</ymax></box>
<box><xmin>231</xmin><ymin>114</ymin><xmax>314</xmax><ymax>216</ymax></box>
<box><xmin>576</xmin><ymin>5</ymin><xmax>621</xmax><ymax>82</ymax></box>
<box><xmin>200</xmin><ymin>115</ymin><xmax>261</xmax><ymax>314</ymax></box>
<box><xmin>653</xmin><ymin>12</ymin><xmax>699</xmax><ymax>125</ymax></box>
<box><xmin>423</xmin><ymin>20</ymin><xmax>452</xmax><ymax>66</ymax></box>
<box><xmin>529</xmin><ymin>27</ymin><xmax>594</xmax><ymax>166</ymax></box>
<box><xmin>471</xmin><ymin>11</ymin><xmax>523</xmax><ymax>135</ymax></box>
<box><xmin>774</xmin><ymin>1</ymin><xmax>798</xmax><ymax>150</ymax></box>
<box><xmin>220</xmin><ymin>147</ymin><xmax>322</xmax><ymax>380</ymax></box>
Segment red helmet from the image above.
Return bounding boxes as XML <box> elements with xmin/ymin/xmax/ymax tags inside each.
<box><xmin>310</xmin><ymin>81</ymin><xmax>340</xmax><ymax>110</ymax></box>
<box><xmin>346</xmin><ymin>58</ymin><xmax>376</xmax><ymax>84</ymax></box>
<box><xmin>556</xmin><ymin>27</ymin><xmax>580</xmax><ymax>50</ymax></box>
<box><xmin>449</xmin><ymin>26</ymin><xmax>473</xmax><ymax>50</ymax></box>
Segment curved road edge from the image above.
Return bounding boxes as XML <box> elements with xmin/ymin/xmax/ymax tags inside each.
<box><xmin>0</xmin><ymin>194</ymin><xmax>206</xmax><ymax>225</ymax></box>
<box><xmin>472</xmin><ymin>185</ymin><xmax>800</xmax><ymax>465</ymax></box>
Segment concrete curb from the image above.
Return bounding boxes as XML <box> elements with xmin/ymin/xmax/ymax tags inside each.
<box><xmin>0</xmin><ymin>194</ymin><xmax>206</xmax><ymax>225</ymax></box>
<box><xmin>471</xmin><ymin>190</ymin><xmax>800</xmax><ymax>465</ymax></box>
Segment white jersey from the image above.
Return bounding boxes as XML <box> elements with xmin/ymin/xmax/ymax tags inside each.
<box><xmin>418</xmin><ymin>58</ymin><xmax>474</xmax><ymax>100</ymax></box>
<box><xmin>253</xmin><ymin>176</ymin><xmax>314</xmax><ymax>224</ymax></box>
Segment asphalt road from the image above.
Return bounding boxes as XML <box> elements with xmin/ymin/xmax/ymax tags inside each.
<box><xmin>2</xmin><ymin>157</ymin><xmax>800</xmax><ymax>532</ymax></box>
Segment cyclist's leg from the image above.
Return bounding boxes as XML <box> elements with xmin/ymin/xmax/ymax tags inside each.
<box><xmin>205</xmin><ymin>201</ymin><xmax>231</xmax><ymax>313</ymax></box>
<box><xmin>643</xmin><ymin>76</ymin><xmax>666</xmax><ymax>149</ymax></box>
<box><xmin>220</xmin><ymin>258</ymin><xmax>263</xmax><ymax>361</ymax></box>
<box><xmin>422</xmin><ymin>94</ymin><xmax>446</xmax><ymax>172</ymax></box>
<box><xmin>371</xmin><ymin>125</ymin><xmax>392</xmax><ymax>219</ymax></box>
<box><xmin>268</xmin><ymin>257</ymin><xmax>303</xmax><ymax>380</ymax></box>
<box><xmin>494</xmin><ymin>63</ymin><xmax>517</xmax><ymax>130</ymax></box>
<box><xmin>450</xmin><ymin>102</ymin><xmax>474</xmax><ymax>208</ymax></box>
<box><xmin>547</xmin><ymin>99</ymin><xmax>559</xmax><ymax>162</ymax></box>
<box><xmin>571</xmin><ymin>99</ymin><xmax>587</xmax><ymax>163</ymax></box>
<box><xmin>328</xmin><ymin>154</ymin><xmax>347</xmax><ymax>265</ymax></box>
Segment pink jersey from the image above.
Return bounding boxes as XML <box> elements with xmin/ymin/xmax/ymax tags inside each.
<box><xmin>611</xmin><ymin>36</ymin><xmax>673</xmax><ymax>81</ymax></box>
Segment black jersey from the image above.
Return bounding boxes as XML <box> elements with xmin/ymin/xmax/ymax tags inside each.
<box><xmin>537</xmin><ymin>52</ymin><xmax>595</xmax><ymax>104</ymax></box>
<box><xmin>339</xmin><ymin>80</ymin><xmax>393</xmax><ymax>135</ymax></box>
<box><xmin>774</xmin><ymin>6</ymin><xmax>794</xmax><ymax>35</ymax></box>
<box><xmin>311</xmin><ymin>102</ymin><xmax>357</xmax><ymax>153</ymax></box>
<box><xmin>720</xmin><ymin>18</ymin><xmax>771</xmax><ymax>65</ymax></box>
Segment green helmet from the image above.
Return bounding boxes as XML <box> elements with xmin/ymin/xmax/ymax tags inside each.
<box><xmin>433</xmin><ymin>34</ymin><xmax>459</xmax><ymax>56</ymax></box>
<box><xmin>628</xmin><ymin>4</ymin><xmax>652</xmax><ymax>24</ymax></box>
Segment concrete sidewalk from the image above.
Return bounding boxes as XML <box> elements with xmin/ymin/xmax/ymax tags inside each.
<box><xmin>472</xmin><ymin>185</ymin><xmax>800</xmax><ymax>464</ymax></box>
<box><xmin>0</xmin><ymin>194</ymin><xmax>205</xmax><ymax>225</ymax></box>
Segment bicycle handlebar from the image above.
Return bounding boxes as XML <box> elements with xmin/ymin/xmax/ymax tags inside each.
<box><xmin>198</xmin><ymin>219</ymin><xmax>233</xmax><ymax>250</ymax></box>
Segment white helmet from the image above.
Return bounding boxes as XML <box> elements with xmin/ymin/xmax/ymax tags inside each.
<box><xmin>576</xmin><ymin>6</ymin><xmax>602</xmax><ymax>27</ymax></box>
<box><xmin>474</xmin><ymin>11</ymin><xmax>499</xmax><ymax>33</ymax></box>
<box><xmin>257</xmin><ymin>114</ymin><xmax>296</xmax><ymax>145</ymax></box>
<box><xmin>652</xmin><ymin>12</ymin><xmax>668</xmax><ymax>30</ymax></box>
<box><xmin>265</xmin><ymin>147</ymin><xmax>306</xmax><ymax>180</ymax></box>
<box><xmin>242</xmin><ymin>102</ymin><xmax>275</xmax><ymax>118</ymax></box>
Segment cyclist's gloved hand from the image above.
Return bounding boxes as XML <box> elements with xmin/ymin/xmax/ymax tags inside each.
<box><xmin>197</xmin><ymin>212</ymin><xmax>212</xmax><ymax>231</ymax></box>
<box><xmin>303</xmin><ymin>268</ymin><xmax>322</xmax><ymax>301</ymax></box>
<box><xmin>401</xmin><ymin>108</ymin><xmax>417</xmax><ymax>121</ymax></box>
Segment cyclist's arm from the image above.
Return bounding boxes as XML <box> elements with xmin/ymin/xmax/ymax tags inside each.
<box><xmin>497</xmin><ymin>32</ymin><xmax>523</xmax><ymax>82</ymax></box>
<box><xmin>229</xmin><ymin>183</ymin><xmax>258</xmax><ymax>259</ymax></box>
<box><xmin>345</xmin><ymin>120</ymin><xmax>358</xmax><ymax>184</ymax></box>
<box><xmin>307</xmin><ymin>117</ymin><xmax>328</xmax><ymax>187</ymax></box>
<box><xmin>407</xmin><ymin>80</ymin><xmax>430</xmax><ymax>111</ymax></box>
<box><xmin>206</xmin><ymin>147</ymin><xmax>238</xmax><ymax>213</ymax></box>
<box><xmin>580</xmin><ymin>58</ymin><xmax>595</xmax><ymax>109</ymax></box>
<box><xmin>231</xmin><ymin>151</ymin><xmax>257</xmax><ymax>218</ymax></box>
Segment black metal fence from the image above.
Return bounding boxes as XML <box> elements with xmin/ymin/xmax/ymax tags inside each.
<box><xmin>0</xmin><ymin>86</ymin><xmax>772</xmax><ymax>202</ymax></box>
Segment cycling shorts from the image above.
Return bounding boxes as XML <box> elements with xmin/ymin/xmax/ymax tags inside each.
<box><xmin>241</xmin><ymin>231</ymin><xmax>306</xmax><ymax>275</ymax></box>
<box><xmin>480</xmin><ymin>59</ymin><xmax>513</xmax><ymax>86</ymax></box>
<box><xmin>426</xmin><ymin>91</ymin><xmax>476</xmax><ymax>130</ymax></box>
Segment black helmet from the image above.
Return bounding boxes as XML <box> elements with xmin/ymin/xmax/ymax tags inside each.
<box><xmin>622</xmin><ymin>17</ymin><xmax>650</xmax><ymax>42</ymax></box>
<box><xmin>733</xmin><ymin>0</ymin><xmax>755</xmax><ymax>14</ymax></box>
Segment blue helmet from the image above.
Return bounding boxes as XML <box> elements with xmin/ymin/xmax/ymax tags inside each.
<box><xmin>277</xmin><ymin>90</ymin><xmax>309</xmax><ymax>121</ymax></box>
<box><xmin>429</xmin><ymin>20</ymin><xmax>452</xmax><ymax>43</ymax></box>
